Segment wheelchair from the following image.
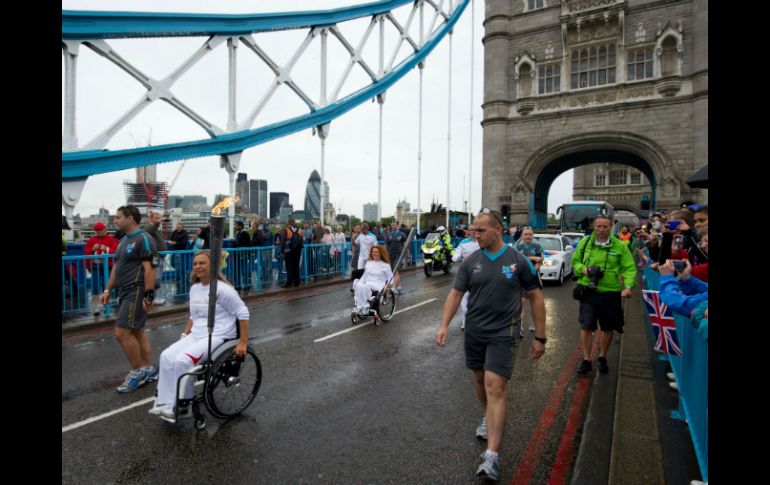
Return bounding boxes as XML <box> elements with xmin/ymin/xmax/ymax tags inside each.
<box><xmin>162</xmin><ymin>323</ymin><xmax>262</xmax><ymax>430</ymax></box>
<box><xmin>350</xmin><ymin>283</ymin><xmax>397</xmax><ymax>326</ymax></box>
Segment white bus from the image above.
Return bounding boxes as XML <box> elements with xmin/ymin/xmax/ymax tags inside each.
<box><xmin>556</xmin><ymin>201</ymin><xmax>617</xmax><ymax>234</ymax></box>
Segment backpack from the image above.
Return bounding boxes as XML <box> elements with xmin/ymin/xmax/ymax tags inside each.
<box><xmin>287</xmin><ymin>227</ymin><xmax>304</xmax><ymax>251</ymax></box>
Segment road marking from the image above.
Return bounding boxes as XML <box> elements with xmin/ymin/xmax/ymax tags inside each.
<box><xmin>62</xmin><ymin>381</ymin><xmax>204</xmax><ymax>433</ymax></box>
<box><xmin>314</xmin><ymin>298</ymin><xmax>438</xmax><ymax>343</ymax></box>
<box><xmin>508</xmin><ymin>341</ymin><xmax>584</xmax><ymax>484</ymax></box>
<box><xmin>545</xmin><ymin>372</ymin><xmax>591</xmax><ymax>485</ymax></box>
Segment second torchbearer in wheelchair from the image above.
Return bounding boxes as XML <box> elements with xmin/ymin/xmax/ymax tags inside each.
<box><xmin>351</xmin><ymin>245</ymin><xmax>398</xmax><ymax>325</ymax></box>
<box><xmin>149</xmin><ymin>249</ymin><xmax>258</xmax><ymax>427</ymax></box>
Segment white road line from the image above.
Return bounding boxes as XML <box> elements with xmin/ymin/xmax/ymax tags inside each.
<box><xmin>65</xmin><ymin>297</ymin><xmax>443</xmax><ymax>431</ymax></box>
<box><xmin>62</xmin><ymin>381</ymin><xmax>204</xmax><ymax>433</ymax></box>
<box><xmin>314</xmin><ymin>298</ymin><xmax>438</xmax><ymax>343</ymax></box>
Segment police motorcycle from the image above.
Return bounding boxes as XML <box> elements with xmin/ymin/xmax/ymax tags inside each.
<box><xmin>421</xmin><ymin>226</ymin><xmax>454</xmax><ymax>277</ymax></box>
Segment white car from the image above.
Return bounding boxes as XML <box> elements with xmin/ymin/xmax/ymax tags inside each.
<box><xmin>560</xmin><ymin>232</ymin><xmax>586</xmax><ymax>250</ymax></box>
<box><xmin>533</xmin><ymin>234</ymin><xmax>574</xmax><ymax>285</ymax></box>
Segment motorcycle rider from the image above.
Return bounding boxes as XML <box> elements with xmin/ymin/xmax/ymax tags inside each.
<box><xmin>435</xmin><ymin>225</ymin><xmax>455</xmax><ymax>264</ymax></box>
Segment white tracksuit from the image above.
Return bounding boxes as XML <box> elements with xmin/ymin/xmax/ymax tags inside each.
<box><xmin>353</xmin><ymin>260</ymin><xmax>393</xmax><ymax>312</ymax></box>
<box><xmin>452</xmin><ymin>238</ymin><xmax>480</xmax><ymax>323</ymax></box>
<box><xmin>155</xmin><ymin>281</ymin><xmax>249</xmax><ymax>407</ymax></box>
<box><xmin>356</xmin><ymin>233</ymin><xmax>379</xmax><ymax>269</ymax></box>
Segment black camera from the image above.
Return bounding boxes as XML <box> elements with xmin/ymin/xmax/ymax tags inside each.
<box><xmin>586</xmin><ymin>265</ymin><xmax>604</xmax><ymax>290</ymax></box>
<box><xmin>673</xmin><ymin>260</ymin><xmax>685</xmax><ymax>272</ymax></box>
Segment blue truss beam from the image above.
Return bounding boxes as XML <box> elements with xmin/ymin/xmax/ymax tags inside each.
<box><xmin>62</xmin><ymin>1</ymin><xmax>414</xmax><ymax>39</ymax></box>
<box><xmin>62</xmin><ymin>0</ymin><xmax>469</xmax><ymax>180</ymax></box>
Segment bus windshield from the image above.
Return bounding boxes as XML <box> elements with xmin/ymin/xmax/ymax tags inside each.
<box><xmin>561</xmin><ymin>204</ymin><xmax>612</xmax><ymax>232</ymax></box>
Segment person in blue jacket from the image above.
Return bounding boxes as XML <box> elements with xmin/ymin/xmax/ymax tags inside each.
<box><xmin>657</xmin><ymin>258</ymin><xmax>708</xmax><ymax>317</ymax></box>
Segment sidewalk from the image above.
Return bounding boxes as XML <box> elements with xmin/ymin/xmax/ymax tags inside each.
<box><xmin>572</xmin><ymin>281</ymin><xmax>700</xmax><ymax>485</ymax></box>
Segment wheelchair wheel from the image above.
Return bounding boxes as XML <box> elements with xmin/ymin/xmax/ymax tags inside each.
<box><xmin>204</xmin><ymin>346</ymin><xmax>262</xmax><ymax>419</ymax></box>
<box><xmin>194</xmin><ymin>415</ymin><xmax>206</xmax><ymax>430</ymax></box>
<box><xmin>378</xmin><ymin>290</ymin><xmax>397</xmax><ymax>322</ymax></box>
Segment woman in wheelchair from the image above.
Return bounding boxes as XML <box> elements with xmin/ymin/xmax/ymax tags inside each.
<box><xmin>353</xmin><ymin>246</ymin><xmax>393</xmax><ymax>318</ymax></box>
<box><xmin>149</xmin><ymin>250</ymin><xmax>250</xmax><ymax>422</ymax></box>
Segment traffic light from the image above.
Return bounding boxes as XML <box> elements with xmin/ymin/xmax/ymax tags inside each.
<box><xmin>500</xmin><ymin>204</ymin><xmax>510</xmax><ymax>226</ymax></box>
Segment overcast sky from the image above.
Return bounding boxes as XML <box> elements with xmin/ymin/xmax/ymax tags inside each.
<box><xmin>63</xmin><ymin>0</ymin><xmax>573</xmax><ymax>220</ymax></box>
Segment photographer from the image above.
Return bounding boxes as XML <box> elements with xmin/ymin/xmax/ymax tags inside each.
<box><xmin>572</xmin><ymin>215</ymin><xmax>637</xmax><ymax>375</ymax></box>
<box><xmin>657</xmin><ymin>259</ymin><xmax>708</xmax><ymax>318</ymax></box>
<box><xmin>657</xmin><ymin>210</ymin><xmax>707</xmax><ymax>268</ymax></box>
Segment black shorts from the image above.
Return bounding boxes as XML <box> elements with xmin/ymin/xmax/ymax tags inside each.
<box><xmin>116</xmin><ymin>287</ymin><xmax>148</xmax><ymax>330</ymax></box>
<box><xmin>390</xmin><ymin>252</ymin><xmax>403</xmax><ymax>271</ymax></box>
<box><xmin>579</xmin><ymin>290</ymin><xmax>625</xmax><ymax>333</ymax></box>
<box><xmin>464</xmin><ymin>332</ymin><xmax>519</xmax><ymax>380</ymax></box>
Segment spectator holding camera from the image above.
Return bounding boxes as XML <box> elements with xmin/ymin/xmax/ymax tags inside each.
<box><xmin>645</xmin><ymin>229</ymin><xmax>663</xmax><ymax>265</ymax></box>
<box><xmin>657</xmin><ymin>258</ymin><xmax>708</xmax><ymax>318</ymax></box>
<box><xmin>657</xmin><ymin>210</ymin><xmax>707</xmax><ymax>268</ymax></box>
<box><xmin>572</xmin><ymin>215</ymin><xmax>637</xmax><ymax>375</ymax></box>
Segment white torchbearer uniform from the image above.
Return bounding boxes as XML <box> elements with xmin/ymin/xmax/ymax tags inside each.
<box><xmin>353</xmin><ymin>260</ymin><xmax>393</xmax><ymax>312</ymax></box>
<box><xmin>452</xmin><ymin>238</ymin><xmax>480</xmax><ymax>323</ymax></box>
<box><xmin>356</xmin><ymin>232</ymin><xmax>379</xmax><ymax>269</ymax></box>
<box><xmin>155</xmin><ymin>281</ymin><xmax>249</xmax><ymax>407</ymax></box>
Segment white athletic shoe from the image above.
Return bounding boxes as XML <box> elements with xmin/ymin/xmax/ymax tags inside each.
<box><xmin>148</xmin><ymin>403</ymin><xmax>171</xmax><ymax>416</ymax></box>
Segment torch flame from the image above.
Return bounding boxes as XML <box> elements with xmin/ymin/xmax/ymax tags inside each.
<box><xmin>211</xmin><ymin>194</ymin><xmax>240</xmax><ymax>216</ymax></box>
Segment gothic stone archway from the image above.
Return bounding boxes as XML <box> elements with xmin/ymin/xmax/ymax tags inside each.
<box><xmin>507</xmin><ymin>132</ymin><xmax>684</xmax><ymax>228</ymax></box>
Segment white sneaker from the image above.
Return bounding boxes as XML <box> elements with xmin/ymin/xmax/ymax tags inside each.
<box><xmin>669</xmin><ymin>382</ymin><xmax>679</xmax><ymax>391</ymax></box>
<box><xmin>666</xmin><ymin>372</ymin><xmax>676</xmax><ymax>381</ymax></box>
<box><xmin>476</xmin><ymin>415</ymin><xmax>487</xmax><ymax>440</ymax></box>
<box><xmin>148</xmin><ymin>403</ymin><xmax>170</xmax><ymax>416</ymax></box>
<box><xmin>160</xmin><ymin>404</ymin><xmax>192</xmax><ymax>422</ymax></box>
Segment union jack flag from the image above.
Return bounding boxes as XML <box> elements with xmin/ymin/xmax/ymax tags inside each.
<box><xmin>642</xmin><ymin>290</ymin><xmax>682</xmax><ymax>356</ymax></box>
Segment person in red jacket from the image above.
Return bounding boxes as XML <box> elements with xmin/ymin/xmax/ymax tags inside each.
<box><xmin>85</xmin><ymin>222</ymin><xmax>119</xmax><ymax>316</ymax></box>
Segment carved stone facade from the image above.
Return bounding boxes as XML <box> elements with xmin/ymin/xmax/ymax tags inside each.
<box><xmin>482</xmin><ymin>0</ymin><xmax>707</xmax><ymax>226</ymax></box>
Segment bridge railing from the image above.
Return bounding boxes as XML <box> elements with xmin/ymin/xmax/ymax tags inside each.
<box><xmin>62</xmin><ymin>236</ymin><xmax>520</xmax><ymax>318</ymax></box>
<box><xmin>643</xmin><ymin>265</ymin><xmax>708</xmax><ymax>483</ymax></box>
<box><xmin>62</xmin><ymin>243</ymin><xmax>360</xmax><ymax>318</ymax></box>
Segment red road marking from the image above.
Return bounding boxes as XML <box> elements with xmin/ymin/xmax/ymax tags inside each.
<box><xmin>508</xmin><ymin>341</ymin><xmax>584</xmax><ymax>485</ymax></box>
<box><xmin>546</xmin><ymin>369</ymin><xmax>591</xmax><ymax>485</ymax></box>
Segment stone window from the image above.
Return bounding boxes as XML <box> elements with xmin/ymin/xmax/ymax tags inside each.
<box><xmin>609</xmin><ymin>169</ymin><xmax>627</xmax><ymax>186</ymax></box>
<box><xmin>630</xmin><ymin>171</ymin><xmax>642</xmax><ymax>185</ymax></box>
<box><xmin>660</xmin><ymin>36</ymin><xmax>678</xmax><ymax>77</ymax></box>
<box><xmin>538</xmin><ymin>63</ymin><xmax>561</xmax><ymax>94</ymax></box>
<box><xmin>571</xmin><ymin>43</ymin><xmax>616</xmax><ymax>89</ymax></box>
<box><xmin>519</xmin><ymin>63</ymin><xmax>533</xmax><ymax>98</ymax></box>
<box><xmin>525</xmin><ymin>0</ymin><xmax>545</xmax><ymax>11</ymax></box>
<box><xmin>627</xmin><ymin>47</ymin><xmax>654</xmax><ymax>81</ymax></box>
<box><xmin>595</xmin><ymin>174</ymin><xmax>606</xmax><ymax>186</ymax></box>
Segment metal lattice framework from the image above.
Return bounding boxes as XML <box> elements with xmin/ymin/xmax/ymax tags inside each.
<box><xmin>62</xmin><ymin>0</ymin><xmax>471</xmax><ymax>230</ymax></box>
<box><xmin>62</xmin><ymin>0</ymin><xmax>467</xmax><ymax>176</ymax></box>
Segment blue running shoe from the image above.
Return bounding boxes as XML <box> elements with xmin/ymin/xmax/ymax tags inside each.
<box><xmin>116</xmin><ymin>369</ymin><xmax>147</xmax><ymax>393</ymax></box>
<box><xmin>476</xmin><ymin>452</ymin><xmax>499</xmax><ymax>482</ymax></box>
<box><xmin>143</xmin><ymin>365</ymin><xmax>159</xmax><ymax>383</ymax></box>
